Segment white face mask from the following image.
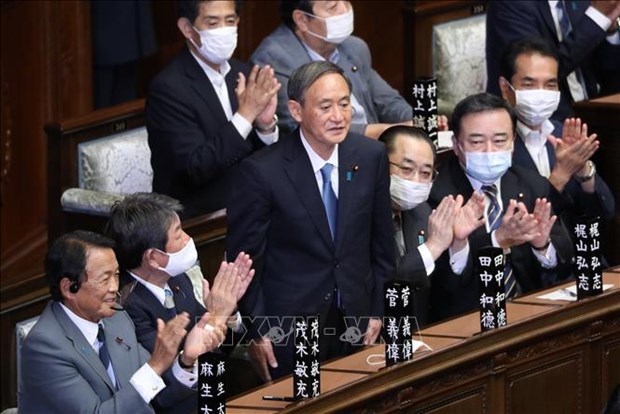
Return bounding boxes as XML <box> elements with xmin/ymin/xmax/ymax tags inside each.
<box><xmin>511</xmin><ymin>86</ymin><xmax>560</xmax><ymax>127</ymax></box>
<box><xmin>191</xmin><ymin>25</ymin><xmax>238</xmax><ymax>65</ymax></box>
<box><xmin>390</xmin><ymin>175</ymin><xmax>432</xmax><ymax>211</ymax></box>
<box><xmin>303</xmin><ymin>8</ymin><xmax>354</xmax><ymax>44</ymax></box>
<box><xmin>463</xmin><ymin>150</ymin><xmax>512</xmax><ymax>185</ymax></box>
<box><xmin>158</xmin><ymin>238</ymin><xmax>198</xmax><ymax>277</ymax></box>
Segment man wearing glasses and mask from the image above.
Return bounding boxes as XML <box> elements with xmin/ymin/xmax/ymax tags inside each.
<box><xmin>379</xmin><ymin>126</ymin><xmax>485</xmax><ymax>327</ymax></box>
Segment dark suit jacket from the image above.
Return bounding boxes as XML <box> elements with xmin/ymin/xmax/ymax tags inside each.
<box><xmin>513</xmin><ymin>132</ymin><xmax>615</xmax><ymax>221</ymax></box>
<box><xmin>146</xmin><ymin>48</ymin><xmax>266</xmax><ymax>218</ymax></box>
<box><xmin>486</xmin><ymin>1</ymin><xmax>620</xmax><ymax>121</ymax></box>
<box><xmin>428</xmin><ymin>156</ymin><xmax>574</xmax><ymax>322</ymax></box>
<box><xmin>19</xmin><ymin>301</ymin><xmax>193</xmax><ymax>414</ymax></box>
<box><xmin>395</xmin><ymin>204</ymin><xmax>432</xmax><ymax>328</ymax></box>
<box><xmin>226</xmin><ymin>129</ymin><xmax>395</xmax><ymax>364</ymax></box>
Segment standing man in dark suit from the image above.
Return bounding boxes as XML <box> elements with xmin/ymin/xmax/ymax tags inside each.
<box><xmin>486</xmin><ymin>1</ymin><xmax>620</xmax><ymax>125</ymax></box>
<box><xmin>105</xmin><ymin>192</ymin><xmax>254</xmax><ymax>413</ymax></box>
<box><xmin>19</xmin><ymin>231</ymin><xmax>225</xmax><ymax>414</ymax></box>
<box><xmin>146</xmin><ymin>0</ymin><xmax>281</xmax><ymax>218</ymax></box>
<box><xmin>227</xmin><ymin>61</ymin><xmax>395</xmax><ymax>381</ymax></box>
<box><xmin>251</xmin><ymin>0</ymin><xmax>414</xmax><ymax>139</ymax></box>
<box><xmin>379</xmin><ymin>126</ymin><xmax>485</xmax><ymax>328</ymax></box>
<box><xmin>428</xmin><ymin>93</ymin><xmax>574</xmax><ymax>322</ymax></box>
<box><xmin>497</xmin><ymin>38</ymin><xmax>614</xmax><ymax>233</ymax></box>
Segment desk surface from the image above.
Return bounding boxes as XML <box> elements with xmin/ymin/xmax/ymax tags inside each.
<box><xmin>227</xmin><ymin>270</ymin><xmax>620</xmax><ymax>412</ymax></box>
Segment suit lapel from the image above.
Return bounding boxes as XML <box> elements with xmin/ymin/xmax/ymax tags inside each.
<box><xmin>225</xmin><ymin>61</ymin><xmax>240</xmax><ymax>113</ymax></box>
<box><xmin>104</xmin><ymin>313</ymin><xmax>134</xmax><ymax>388</ymax></box>
<box><xmin>283</xmin><ymin>131</ymin><xmax>334</xmax><ymax>248</ymax></box>
<box><xmin>335</xmin><ymin>136</ymin><xmax>358</xmax><ymax>250</ymax></box>
<box><xmin>500</xmin><ymin>168</ymin><xmax>525</xmax><ymax>210</ymax></box>
<box><xmin>545</xmin><ymin>140</ymin><xmax>556</xmax><ymax>170</ymax></box>
<box><xmin>514</xmin><ymin>133</ymin><xmax>539</xmax><ymax>171</ymax></box>
<box><xmin>52</xmin><ymin>302</ymin><xmax>116</xmax><ymax>391</ymax></box>
<box><xmin>133</xmin><ymin>282</ymin><xmax>170</xmax><ymax>321</ymax></box>
<box><xmin>169</xmin><ymin>276</ymin><xmax>195</xmax><ymax>317</ymax></box>
<box><xmin>182</xmin><ymin>48</ymin><xmax>230</xmax><ymax>124</ymax></box>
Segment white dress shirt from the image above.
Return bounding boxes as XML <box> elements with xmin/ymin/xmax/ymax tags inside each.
<box><xmin>300</xmin><ymin>129</ymin><xmax>339</xmax><ymax>198</ymax></box>
<box><xmin>517</xmin><ymin>120</ymin><xmax>554</xmax><ymax>178</ymax></box>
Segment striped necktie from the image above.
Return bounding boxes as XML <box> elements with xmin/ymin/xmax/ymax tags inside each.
<box><xmin>482</xmin><ymin>185</ymin><xmax>517</xmax><ymax>297</ymax></box>
<box><xmin>320</xmin><ymin>163</ymin><xmax>338</xmax><ymax>240</ymax></box>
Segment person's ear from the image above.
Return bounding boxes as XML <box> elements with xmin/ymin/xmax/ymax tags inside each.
<box><xmin>288</xmin><ymin>100</ymin><xmax>303</xmax><ymax>123</ymax></box>
<box><xmin>292</xmin><ymin>9</ymin><xmax>309</xmax><ymax>32</ymax></box>
<box><xmin>59</xmin><ymin>277</ymin><xmax>75</xmax><ymax>299</ymax></box>
<box><xmin>145</xmin><ymin>248</ymin><xmax>166</xmax><ymax>270</ymax></box>
<box><xmin>498</xmin><ymin>76</ymin><xmax>513</xmax><ymax>102</ymax></box>
<box><xmin>177</xmin><ymin>17</ymin><xmax>196</xmax><ymax>42</ymax></box>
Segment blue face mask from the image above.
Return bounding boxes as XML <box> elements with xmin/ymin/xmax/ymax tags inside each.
<box><xmin>464</xmin><ymin>150</ymin><xmax>512</xmax><ymax>185</ymax></box>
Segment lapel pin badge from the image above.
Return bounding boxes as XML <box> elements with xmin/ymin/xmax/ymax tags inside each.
<box><xmin>346</xmin><ymin>164</ymin><xmax>360</xmax><ymax>182</ymax></box>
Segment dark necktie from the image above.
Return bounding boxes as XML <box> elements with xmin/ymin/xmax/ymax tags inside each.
<box><xmin>481</xmin><ymin>185</ymin><xmax>517</xmax><ymax>297</ymax></box>
<box><xmin>164</xmin><ymin>288</ymin><xmax>177</xmax><ymax>319</ymax></box>
<box><xmin>320</xmin><ymin>163</ymin><xmax>338</xmax><ymax>240</ymax></box>
<box><xmin>97</xmin><ymin>324</ymin><xmax>117</xmax><ymax>387</ymax></box>
<box><xmin>556</xmin><ymin>1</ymin><xmax>588</xmax><ymax>99</ymax></box>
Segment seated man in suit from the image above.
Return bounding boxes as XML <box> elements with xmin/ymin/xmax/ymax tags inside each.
<box><xmin>227</xmin><ymin>61</ymin><xmax>396</xmax><ymax>381</ymax></box>
<box><xmin>251</xmin><ymin>0</ymin><xmax>414</xmax><ymax>139</ymax></box>
<box><xmin>19</xmin><ymin>230</ymin><xmax>225</xmax><ymax>414</ymax></box>
<box><xmin>379</xmin><ymin>125</ymin><xmax>485</xmax><ymax>327</ymax></box>
<box><xmin>428</xmin><ymin>93</ymin><xmax>574</xmax><ymax>322</ymax></box>
<box><xmin>486</xmin><ymin>1</ymin><xmax>620</xmax><ymax>125</ymax></box>
<box><xmin>147</xmin><ymin>0</ymin><xmax>281</xmax><ymax>218</ymax></box>
<box><xmin>105</xmin><ymin>192</ymin><xmax>254</xmax><ymax>412</ymax></box>
<box><xmin>498</xmin><ymin>38</ymin><xmax>614</xmax><ymax>228</ymax></box>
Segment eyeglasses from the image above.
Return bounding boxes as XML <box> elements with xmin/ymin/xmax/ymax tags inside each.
<box><xmin>389</xmin><ymin>162</ymin><xmax>437</xmax><ymax>182</ymax></box>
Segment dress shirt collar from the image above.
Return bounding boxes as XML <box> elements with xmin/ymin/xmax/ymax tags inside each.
<box><xmin>59</xmin><ymin>302</ymin><xmax>100</xmax><ymax>348</ymax></box>
<box><xmin>299</xmin><ymin>129</ymin><xmax>339</xmax><ymax>173</ymax></box>
<box><xmin>129</xmin><ymin>271</ymin><xmax>171</xmax><ymax>307</ymax></box>
<box><xmin>302</xmin><ymin>41</ymin><xmax>339</xmax><ymax>64</ymax></box>
<box><xmin>189</xmin><ymin>49</ymin><xmax>231</xmax><ymax>87</ymax></box>
<box><xmin>517</xmin><ymin>119</ymin><xmax>554</xmax><ymax>149</ymax></box>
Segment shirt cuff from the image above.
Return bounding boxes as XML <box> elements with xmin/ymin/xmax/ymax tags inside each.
<box><xmin>531</xmin><ymin>242</ymin><xmax>558</xmax><ymax>268</ymax></box>
<box><xmin>129</xmin><ymin>363</ymin><xmax>167</xmax><ymax>404</ymax></box>
<box><xmin>449</xmin><ymin>241</ymin><xmax>469</xmax><ymax>275</ymax></box>
<box><xmin>256</xmin><ymin>126</ymin><xmax>279</xmax><ymax>145</ymax></box>
<box><xmin>172</xmin><ymin>356</ymin><xmax>199</xmax><ymax>388</ymax></box>
<box><xmin>231</xmin><ymin>113</ymin><xmax>252</xmax><ymax>139</ymax></box>
<box><xmin>586</xmin><ymin>6</ymin><xmax>612</xmax><ymax>31</ymax></box>
<box><xmin>417</xmin><ymin>243</ymin><xmax>435</xmax><ymax>276</ymax></box>
<box><xmin>227</xmin><ymin>311</ymin><xmax>243</xmax><ymax>332</ymax></box>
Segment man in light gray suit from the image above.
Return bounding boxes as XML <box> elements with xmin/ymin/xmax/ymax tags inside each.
<box><xmin>19</xmin><ymin>230</ymin><xmax>226</xmax><ymax>414</ymax></box>
<box><xmin>251</xmin><ymin>0</ymin><xmax>413</xmax><ymax>139</ymax></box>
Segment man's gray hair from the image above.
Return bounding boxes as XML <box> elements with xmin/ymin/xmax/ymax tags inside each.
<box><xmin>287</xmin><ymin>61</ymin><xmax>352</xmax><ymax>104</ymax></box>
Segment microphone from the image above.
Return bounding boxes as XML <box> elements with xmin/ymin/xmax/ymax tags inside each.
<box><xmin>115</xmin><ymin>336</ymin><xmax>132</xmax><ymax>350</ymax></box>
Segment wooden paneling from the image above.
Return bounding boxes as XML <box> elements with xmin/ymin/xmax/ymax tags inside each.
<box><xmin>574</xmin><ymin>94</ymin><xmax>620</xmax><ymax>266</ymax></box>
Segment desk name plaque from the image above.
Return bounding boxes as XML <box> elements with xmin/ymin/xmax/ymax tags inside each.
<box><xmin>411</xmin><ymin>77</ymin><xmax>438</xmax><ymax>145</ymax></box>
<box><xmin>198</xmin><ymin>353</ymin><xmax>226</xmax><ymax>414</ymax></box>
<box><xmin>574</xmin><ymin>216</ymin><xmax>603</xmax><ymax>299</ymax></box>
<box><xmin>294</xmin><ymin>315</ymin><xmax>320</xmax><ymax>400</ymax></box>
<box><xmin>384</xmin><ymin>280</ymin><xmax>413</xmax><ymax>366</ymax></box>
<box><xmin>476</xmin><ymin>247</ymin><xmax>507</xmax><ymax>332</ymax></box>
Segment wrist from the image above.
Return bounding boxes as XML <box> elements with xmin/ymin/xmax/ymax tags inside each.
<box><xmin>573</xmin><ymin>160</ymin><xmax>595</xmax><ymax>183</ymax></box>
<box><xmin>178</xmin><ymin>350</ymin><xmax>196</xmax><ymax>370</ymax></box>
<box><xmin>255</xmin><ymin>114</ymin><xmax>278</xmax><ymax>133</ymax></box>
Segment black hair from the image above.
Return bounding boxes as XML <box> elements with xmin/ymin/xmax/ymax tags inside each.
<box><xmin>379</xmin><ymin>125</ymin><xmax>437</xmax><ymax>161</ymax></box>
<box><xmin>280</xmin><ymin>0</ymin><xmax>314</xmax><ymax>29</ymax></box>
<box><xmin>46</xmin><ymin>230</ymin><xmax>115</xmax><ymax>302</ymax></box>
<box><xmin>499</xmin><ymin>37</ymin><xmax>559</xmax><ymax>82</ymax></box>
<box><xmin>451</xmin><ymin>93</ymin><xmax>516</xmax><ymax>140</ymax></box>
<box><xmin>177</xmin><ymin>0</ymin><xmax>243</xmax><ymax>23</ymax></box>
<box><xmin>104</xmin><ymin>193</ymin><xmax>183</xmax><ymax>271</ymax></box>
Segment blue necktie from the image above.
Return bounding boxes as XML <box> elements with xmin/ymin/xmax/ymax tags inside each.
<box><xmin>482</xmin><ymin>185</ymin><xmax>517</xmax><ymax>297</ymax></box>
<box><xmin>556</xmin><ymin>1</ymin><xmax>571</xmax><ymax>38</ymax></box>
<box><xmin>97</xmin><ymin>324</ymin><xmax>118</xmax><ymax>388</ymax></box>
<box><xmin>164</xmin><ymin>288</ymin><xmax>176</xmax><ymax>319</ymax></box>
<box><xmin>320</xmin><ymin>163</ymin><xmax>338</xmax><ymax>240</ymax></box>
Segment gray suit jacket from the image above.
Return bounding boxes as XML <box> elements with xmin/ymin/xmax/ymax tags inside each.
<box><xmin>251</xmin><ymin>24</ymin><xmax>412</xmax><ymax>135</ymax></box>
<box><xmin>18</xmin><ymin>301</ymin><xmax>193</xmax><ymax>414</ymax></box>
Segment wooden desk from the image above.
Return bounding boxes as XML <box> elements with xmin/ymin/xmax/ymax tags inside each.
<box><xmin>228</xmin><ymin>273</ymin><xmax>620</xmax><ymax>413</ymax></box>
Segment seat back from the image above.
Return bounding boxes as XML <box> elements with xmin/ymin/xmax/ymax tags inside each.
<box><xmin>15</xmin><ymin>316</ymin><xmax>40</xmax><ymax>397</ymax></box>
<box><xmin>433</xmin><ymin>14</ymin><xmax>487</xmax><ymax>116</ymax></box>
